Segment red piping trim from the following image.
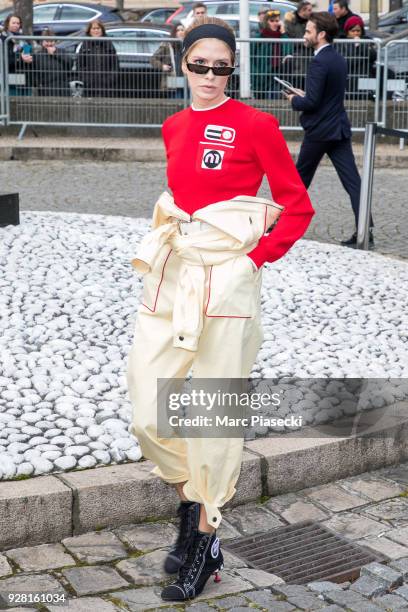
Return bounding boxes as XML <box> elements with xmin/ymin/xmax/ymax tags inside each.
<box><xmin>142</xmin><ymin>248</ymin><xmax>172</xmax><ymax>312</ymax></box>
<box><xmin>204</xmin><ymin>264</ymin><xmax>252</xmax><ymax>319</ymax></box>
<box><xmin>263</xmin><ymin>205</ymin><xmax>268</xmax><ymax>234</ymax></box>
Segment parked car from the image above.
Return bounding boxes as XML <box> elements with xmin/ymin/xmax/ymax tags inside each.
<box><xmin>381</xmin><ymin>42</ymin><xmax>408</xmax><ymax>99</ymax></box>
<box><xmin>386</xmin><ymin>43</ymin><xmax>408</xmax><ymax>77</ymax></box>
<box><xmin>0</xmin><ymin>2</ymin><xmax>123</xmax><ymax>36</ymax></box>
<box><xmin>57</xmin><ymin>22</ymin><xmax>172</xmax><ymax>97</ymax></box>
<box><xmin>366</xmin><ymin>5</ymin><xmax>408</xmax><ymax>36</ymax></box>
<box><xmin>167</xmin><ymin>0</ymin><xmax>296</xmax><ymax>30</ymax></box>
<box><xmin>140</xmin><ymin>7</ymin><xmax>179</xmax><ymax>24</ymax></box>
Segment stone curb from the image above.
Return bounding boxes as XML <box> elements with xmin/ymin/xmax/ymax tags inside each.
<box><xmin>0</xmin><ymin>146</ymin><xmax>164</xmax><ymax>163</ymax></box>
<box><xmin>0</xmin><ymin>145</ymin><xmax>407</xmax><ymax>168</ymax></box>
<box><xmin>247</xmin><ymin>402</ymin><xmax>408</xmax><ymax>497</ymax></box>
<box><xmin>0</xmin><ymin>403</ymin><xmax>407</xmax><ymax>551</ymax></box>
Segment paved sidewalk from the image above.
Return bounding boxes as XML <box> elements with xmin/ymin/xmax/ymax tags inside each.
<box><xmin>1</xmin><ymin>462</ymin><xmax>408</xmax><ymax>611</ymax></box>
<box><xmin>1</xmin><ymin>159</ymin><xmax>407</xmax><ymax>260</ymax></box>
<box><xmin>0</xmin><ymin>135</ymin><xmax>407</xmax><ymax>166</ymax></box>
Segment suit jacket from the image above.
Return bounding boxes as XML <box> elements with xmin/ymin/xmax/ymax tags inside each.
<box><xmin>291</xmin><ymin>45</ymin><xmax>351</xmax><ymax>141</ymax></box>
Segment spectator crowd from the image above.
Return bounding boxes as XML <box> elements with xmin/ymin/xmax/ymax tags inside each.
<box><xmin>0</xmin><ymin>1</ymin><xmax>383</xmax><ymax>100</ymax></box>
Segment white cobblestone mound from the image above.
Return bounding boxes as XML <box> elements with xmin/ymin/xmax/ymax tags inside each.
<box><xmin>0</xmin><ymin>212</ymin><xmax>407</xmax><ymax>480</ymax></box>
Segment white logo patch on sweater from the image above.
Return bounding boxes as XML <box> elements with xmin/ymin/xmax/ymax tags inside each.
<box><xmin>211</xmin><ymin>537</ymin><xmax>220</xmax><ymax>559</ymax></box>
<box><xmin>202</xmin><ymin>149</ymin><xmax>224</xmax><ymax>170</ymax></box>
<box><xmin>204</xmin><ymin>125</ymin><xmax>236</xmax><ymax>144</ymax></box>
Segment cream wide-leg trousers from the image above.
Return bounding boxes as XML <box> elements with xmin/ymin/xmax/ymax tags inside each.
<box><xmin>125</xmin><ymin>188</ymin><xmax>285</xmax><ymax>528</ymax></box>
<box><xmin>127</xmin><ymin>246</ymin><xmax>264</xmax><ymax>529</ymax></box>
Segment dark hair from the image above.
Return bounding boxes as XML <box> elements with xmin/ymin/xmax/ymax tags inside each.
<box><xmin>262</xmin><ymin>10</ymin><xmax>281</xmax><ymax>28</ymax></box>
<box><xmin>297</xmin><ymin>0</ymin><xmax>312</xmax><ymax>8</ymax></box>
<box><xmin>170</xmin><ymin>21</ymin><xmax>184</xmax><ymax>38</ymax></box>
<box><xmin>85</xmin><ymin>19</ymin><xmax>106</xmax><ymax>36</ymax></box>
<box><xmin>41</xmin><ymin>27</ymin><xmax>55</xmax><ymax>37</ymax></box>
<box><xmin>309</xmin><ymin>11</ymin><xmax>339</xmax><ymax>43</ymax></box>
<box><xmin>333</xmin><ymin>0</ymin><xmax>349</xmax><ymax>8</ymax></box>
<box><xmin>192</xmin><ymin>2</ymin><xmax>207</xmax><ymax>12</ymax></box>
<box><xmin>3</xmin><ymin>14</ymin><xmax>22</xmax><ymax>32</ymax></box>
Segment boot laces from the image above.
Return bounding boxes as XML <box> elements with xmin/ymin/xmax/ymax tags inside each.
<box><xmin>174</xmin><ymin>504</ymin><xmax>195</xmax><ymax>551</ymax></box>
<box><xmin>179</xmin><ymin>537</ymin><xmax>207</xmax><ymax>586</ymax></box>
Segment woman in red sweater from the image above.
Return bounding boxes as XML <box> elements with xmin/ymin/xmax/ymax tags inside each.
<box><xmin>127</xmin><ymin>16</ymin><xmax>314</xmax><ymax>602</ymax></box>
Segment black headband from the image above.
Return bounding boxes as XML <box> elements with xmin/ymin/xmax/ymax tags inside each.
<box><xmin>182</xmin><ymin>24</ymin><xmax>236</xmax><ymax>57</ymax></box>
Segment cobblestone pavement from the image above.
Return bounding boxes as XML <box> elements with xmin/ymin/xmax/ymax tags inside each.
<box><xmin>0</xmin><ymin>161</ymin><xmax>407</xmax><ymax>260</ymax></box>
<box><xmin>1</xmin><ymin>462</ymin><xmax>408</xmax><ymax>610</ymax></box>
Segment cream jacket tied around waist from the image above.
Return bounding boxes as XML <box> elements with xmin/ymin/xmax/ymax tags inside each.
<box><xmin>131</xmin><ymin>191</ymin><xmax>283</xmax><ymax>351</ymax></box>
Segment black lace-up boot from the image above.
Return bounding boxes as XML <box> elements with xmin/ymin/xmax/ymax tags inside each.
<box><xmin>164</xmin><ymin>501</ymin><xmax>200</xmax><ymax>574</ymax></box>
<box><xmin>161</xmin><ymin>530</ymin><xmax>223</xmax><ymax>601</ymax></box>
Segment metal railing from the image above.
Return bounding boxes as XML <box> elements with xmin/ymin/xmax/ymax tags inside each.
<box><xmin>358</xmin><ymin>122</ymin><xmax>408</xmax><ymax>249</ymax></box>
<box><xmin>0</xmin><ymin>34</ymin><xmax>403</xmax><ymax>136</ymax></box>
<box><xmin>382</xmin><ymin>40</ymin><xmax>408</xmax><ymax>138</ymax></box>
<box><xmin>3</xmin><ymin>35</ymin><xmax>189</xmax><ymax>138</ymax></box>
<box><xmin>0</xmin><ymin>41</ymin><xmax>6</xmax><ymax>124</ymax></box>
<box><xmin>245</xmin><ymin>37</ymin><xmax>382</xmax><ymax>131</ymax></box>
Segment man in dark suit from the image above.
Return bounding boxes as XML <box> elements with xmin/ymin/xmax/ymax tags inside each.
<box><xmin>286</xmin><ymin>11</ymin><xmax>373</xmax><ymax>247</ymax></box>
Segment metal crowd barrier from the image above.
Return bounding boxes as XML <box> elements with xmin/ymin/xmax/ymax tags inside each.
<box><xmin>0</xmin><ymin>34</ymin><xmax>400</xmax><ymax>136</ymax></box>
<box><xmin>3</xmin><ymin>35</ymin><xmax>189</xmax><ymax>138</ymax></box>
<box><xmin>382</xmin><ymin>40</ymin><xmax>408</xmax><ymax>137</ymax></box>
<box><xmin>358</xmin><ymin>122</ymin><xmax>408</xmax><ymax>249</ymax></box>
<box><xmin>0</xmin><ymin>41</ymin><xmax>6</xmax><ymax>125</ymax></box>
<box><xmin>246</xmin><ymin>37</ymin><xmax>382</xmax><ymax>131</ymax></box>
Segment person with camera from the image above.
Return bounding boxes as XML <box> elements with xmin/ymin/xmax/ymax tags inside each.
<box><xmin>0</xmin><ymin>14</ymin><xmax>33</xmax><ymax>95</ymax></box>
<box><xmin>252</xmin><ymin>9</ymin><xmax>291</xmax><ymax>99</ymax></box>
<box><xmin>150</xmin><ymin>22</ymin><xmax>185</xmax><ymax>98</ymax></box>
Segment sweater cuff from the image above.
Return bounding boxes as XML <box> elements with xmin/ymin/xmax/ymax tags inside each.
<box><xmin>291</xmin><ymin>95</ymin><xmax>302</xmax><ymax>111</ymax></box>
<box><xmin>247</xmin><ymin>246</ymin><xmax>267</xmax><ymax>269</ymax></box>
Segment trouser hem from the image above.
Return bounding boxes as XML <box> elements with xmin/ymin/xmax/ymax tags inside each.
<box><xmin>182</xmin><ymin>483</ymin><xmax>237</xmax><ymax>529</ymax></box>
<box><xmin>151</xmin><ymin>465</ymin><xmax>190</xmax><ymax>484</ymax></box>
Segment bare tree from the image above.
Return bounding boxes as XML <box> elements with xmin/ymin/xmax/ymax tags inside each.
<box><xmin>369</xmin><ymin>0</ymin><xmax>378</xmax><ymax>31</ymax></box>
<box><xmin>116</xmin><ymin>0</ymin><xmax>124</xmax><ymax>10</ymax></box>
<box><xmin>14</xmin><ymin>0</ymin><xmax>33</xmax><ymax>34</ymax></box>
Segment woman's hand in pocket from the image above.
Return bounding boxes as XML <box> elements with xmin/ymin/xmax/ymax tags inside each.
<box><xmin>246</xmin><ymin>256</ymin><xmax>259</xmax><ymax>274</ymax></box>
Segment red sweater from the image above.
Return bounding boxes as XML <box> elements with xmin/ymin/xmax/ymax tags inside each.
<box><xmin>162</xmin><ymin>97</ymin><xmax>315</xmax><ymax>268</ymax></box>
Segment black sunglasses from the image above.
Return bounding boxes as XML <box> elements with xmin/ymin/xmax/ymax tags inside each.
<box><xmin>186</xmin><ymin>62</ymin><xmax>235</xmax><ymax>76</ymax></box>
